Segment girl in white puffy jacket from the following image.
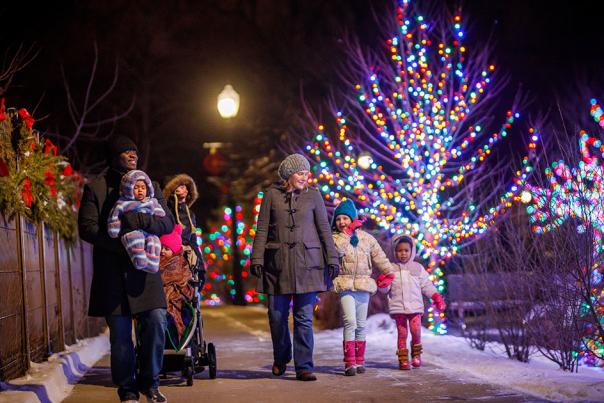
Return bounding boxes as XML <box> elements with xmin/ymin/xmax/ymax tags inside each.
<box><xmin>377</xmin><ymin>234</ymin><xmax>446</xmax><ymax>370</ymax></box>
<box><xmin>331</xmin><ymin>200</ymin><xmax>394</xmax><ymax>376</ymax></box>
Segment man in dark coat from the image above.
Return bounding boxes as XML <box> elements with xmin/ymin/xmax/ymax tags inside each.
<box><xmin>78</xmin><ymin>136</ymin><xmax>174</xmax><ymax>403</ymax></box>
<box><xmin>251</xmin><ymin>153</ymin><xmax>340</xmax><ymax>381</ymax></box>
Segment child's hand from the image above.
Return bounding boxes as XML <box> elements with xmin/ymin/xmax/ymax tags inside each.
<box><xmin>376</xmin><ymin>273</ymin><xmax>395</xmax><ymax>288</ymax></box>
<box><xmin>431</xmin><ymin>293</ymin><xmax>446</xmax><ymax>311</ymax></box>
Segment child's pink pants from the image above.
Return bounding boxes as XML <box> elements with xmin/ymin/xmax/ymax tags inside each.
<box><xmin>391</xmin><ymin>313</ymin><xmax>422</xmax><ymax>349</ymax></box>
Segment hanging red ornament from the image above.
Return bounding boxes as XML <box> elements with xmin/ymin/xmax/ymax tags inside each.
<box><xmin>203</xmin><ymin>149</ymin><xmax>227</xmax><ymax>176</ymax></box>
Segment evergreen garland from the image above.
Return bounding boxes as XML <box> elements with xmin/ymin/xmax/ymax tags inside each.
<box><xmin>0</xmin><ymin>99</ymin><xmax>82</xmax><ymax>240</ymax></box>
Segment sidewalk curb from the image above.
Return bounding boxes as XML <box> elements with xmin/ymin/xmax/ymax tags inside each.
<box><xmin>0</xmin><ymin>330</ymin><xmax>109</xmax><ymax>403</ymax></box>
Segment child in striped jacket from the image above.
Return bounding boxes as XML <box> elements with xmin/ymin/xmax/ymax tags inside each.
<box><xmin>107</xmin><ymin>170</ymin><xmax>165</xmax><ymax>273</ymax></box>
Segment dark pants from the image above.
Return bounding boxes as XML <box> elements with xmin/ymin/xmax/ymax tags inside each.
<box><xmin>106</xmin><ymin>308</ymin><xmax>167</xmax><ymax>399</ymax></box>
<box><xmin>267</xmin><ymin>292</ymin><xmax>317</xmax><ymax>374</ymax></box>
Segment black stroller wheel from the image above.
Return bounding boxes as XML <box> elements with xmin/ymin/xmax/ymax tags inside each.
<box><xmin>208</xmin><ymin>343</ymin><xmax>217</xmax><ymax>379</ymax></box>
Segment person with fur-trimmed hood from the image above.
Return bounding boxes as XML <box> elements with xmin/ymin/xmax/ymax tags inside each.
<box><xmin>162</xmin><ymin>174</ymin><xmax>199</xmax><ymax>246</ymax></box>
<box><xmin>376</xmin><ymin>234</ymin><xmax>446</xmax><ymax>370</ymax></box>
<box><xmin>331</xmin><ymin>199</ymin><xmax>395</xmax><ymax>376</ymax></box>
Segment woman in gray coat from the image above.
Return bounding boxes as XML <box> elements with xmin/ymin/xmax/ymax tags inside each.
<box><xmin>251</xmin><ymin>153</ymin><xmax>340</xmax><ymax>381</ymax></box>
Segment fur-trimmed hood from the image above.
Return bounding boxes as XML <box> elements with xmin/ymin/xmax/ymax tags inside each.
<box><xmin>162</xmin><ymin>174</ymin><xmax>198</xmax><ymax>207</ymax></box>
<box><xmin>120</xmin><ymin>170</ymin><xmax>155</xmax><ymax>200</ymax></box>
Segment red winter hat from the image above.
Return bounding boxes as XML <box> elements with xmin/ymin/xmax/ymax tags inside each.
<box><xmin>160</xmin><ymin>225</ymin><xmax>183</xmax><ymax>254</ymax></box>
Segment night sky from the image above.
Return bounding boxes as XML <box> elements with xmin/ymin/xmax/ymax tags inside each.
<box><xmin>1</xmin><ymin>0</ymin><xmax>603</xmax><ymax>222</ymax></box>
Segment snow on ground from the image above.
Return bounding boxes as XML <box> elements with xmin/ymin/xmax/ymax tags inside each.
<box><xmin>315</xmin><ymin>313</ymin><xmax>604</xmax><ymax>402</ymax></box>
<box><xmin>0</xmin><ymin>330</ymin><xmax>109</xmax><ymax>403</ymax></box>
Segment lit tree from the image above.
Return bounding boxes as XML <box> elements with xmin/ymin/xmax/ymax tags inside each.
<box><xmin>523</xmin><ymin>99</ymin><xmax>604</xmax><ymax>367</ymax></box>
<box><xmin>303</xmin><ymin>0</ymin><xmax>534</xmax><ymax>333</ymax></box>
<box><xmin>200</xmin><ymin>194</ymin><xmax>264</xmax><ymax>305</ymax></box>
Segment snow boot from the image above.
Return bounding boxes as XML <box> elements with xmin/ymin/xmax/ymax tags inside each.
<box><xmin>411</xmin><ymin>344</ymin><xmax>423</xmax><ymax>368</ymax></box>
<box><xmin>343</xmin><ymin>341</ymin><xmax>356</xmax><ymax>376</ymax></box>
<box><xmin>397</xmin><ymin>348</ymin><xmax>410</xmax><ymax>370</ymax></box>
<box><xmin>355</xmin><ymin>341</ymin><xmax>366</xmax><ymax>374</ymax></box>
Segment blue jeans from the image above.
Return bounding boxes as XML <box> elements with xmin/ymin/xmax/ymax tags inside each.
<box><xmin>340</xmin><ymin>290</ymin><xmax>370</xmax><ymax>341</ymax></box>
<box><xmin>268</xmin><ymin>293</ymin><xmax>317</xmax><ymax>374</ymax></box>
<box><xmin>106</xmin><ymin>308</ymin><xmax>167</xmax><ymax>399</ymax></box>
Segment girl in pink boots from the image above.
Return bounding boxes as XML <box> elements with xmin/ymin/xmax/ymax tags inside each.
<box><xmin>332</xmin><ymin>200</ymin><xmax>394</xmax><ymax>376</ymax></box>
<box><xmin>377</xmin><ymin>234</ymin><xmax>446</xmax><ymax>370</ymax></box>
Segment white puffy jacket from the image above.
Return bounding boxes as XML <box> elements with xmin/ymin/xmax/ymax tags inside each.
<box><xmin>385</xmin><ymin>234</ymin><xmax>437</xmax><ymax>315</ymax></box>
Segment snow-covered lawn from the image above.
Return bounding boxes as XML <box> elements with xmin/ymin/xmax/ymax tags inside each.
<box><xmin>316</xmin><ymin>313</ymin><xmax>604</xmax><ymax>402</ymax></box>
<box><xmin>0</xmin><ymin>330</ymin><xmax>109</xmax><ymax>403</ymax></box>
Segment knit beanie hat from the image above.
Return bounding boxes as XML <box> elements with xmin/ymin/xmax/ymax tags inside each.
<box><xmin>160</xmin><ymin>225</ymin><xmax>183</xmax><ymax>254</ymax></box>
<box><xmin>278</xmin><ymin>153</ymin><xmax>310</xmax><ymax>180</ymax></box>
<box><xmin>332</xmin><ymin>199</ymin><xmax>358</xmax><ymax>223</ymax></box>
<box><xmin>106</xmin><ymin>136</ymin><xmax>138</xmax><ymax>162</ymax></box>
<box><xmin>332</xmin><ymin>199</ymin><xmax>361</xmax><ymax>247</ymax></box>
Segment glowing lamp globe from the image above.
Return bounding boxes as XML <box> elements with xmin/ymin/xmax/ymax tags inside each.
<box><xmin>358</xmin><ymin>152</ymin><xmax>373</xmax><ymax>170</ymax></box>
<box><xmin>520</xmin><ymin>190</ymin><xmax>532</xmax><ymax>204</ymax></box>
<box><xmin>217</xmin><ymin>84</ymin><xmax>240</xmax><ymax>119</ymax></box>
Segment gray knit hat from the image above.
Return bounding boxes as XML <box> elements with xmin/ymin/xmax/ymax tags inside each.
<box><xmin>278</xmin><ymin>153</ymin><xmax>311</xmax><ymax>180</ymax></box>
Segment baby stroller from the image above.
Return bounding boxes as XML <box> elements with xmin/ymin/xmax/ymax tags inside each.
<box><xmin>149</xmin><ymin>243</ymin><xmax>217</xmax><ymax>385</ymax></box>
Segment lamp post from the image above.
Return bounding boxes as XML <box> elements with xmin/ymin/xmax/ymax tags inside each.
<box><xmin>216</xmin><ymin>84</ymin><xmax>245</xmax><ymax>305</ymax></box>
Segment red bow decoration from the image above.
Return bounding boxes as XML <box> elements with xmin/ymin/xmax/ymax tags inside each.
<box><xmin>0</xmin><ymin>98</ymin><xmax>6</xmax><ymax>122</ymax></box>
<box><xmin>62</xmin><ymin>163</ymin><xmax>73</xmax><ymax>177</ymax></box>
<box><xmin>44</xmin><ymin>139</ymin><xmax>57</xmax><ymax>156</ymax></box>
<box><xmin>0</xmin><ymin>159</ymin><xmax>9</xmax><ymax>177</ymax></box>
<box><xmin>21</xmin><ymin>178</ymin><xmax>34</xmax><ymax>207</ymax></box>
<box><xmin>18</xmin><ymin>108</ymin><xmax>35</xmax><ymax>129</ymax></box>
<box><xmin>44</xmin><ymin>170</ymin><xmax>57</xmax><ymax>198</ymax></box>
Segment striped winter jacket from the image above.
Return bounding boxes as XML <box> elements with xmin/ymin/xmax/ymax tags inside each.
<box><xmin>107</xmin><ymin>170</ymin><xmax>165</xmax><ymax>237</ymax></box>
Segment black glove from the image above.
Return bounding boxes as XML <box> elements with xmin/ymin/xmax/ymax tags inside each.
<box><xmin>120</xmin><ymin>211</ymin><xmax>142</xmax><ymax>234</ymax></box>
<box><xmin>251</xmin><ymin>264</ymin><xmax>263</xmax><ymax>278</ymax></box>
<box><xmin>327</xmin><ymin>264</ymin><xmax>339</xmax><ymax>280</ymax></box>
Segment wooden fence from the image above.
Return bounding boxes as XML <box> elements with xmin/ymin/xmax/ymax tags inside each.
<box><xmin>0</xmin><ymin>214</ymin><xmax>104</xmax><ymax>381</ymax></box>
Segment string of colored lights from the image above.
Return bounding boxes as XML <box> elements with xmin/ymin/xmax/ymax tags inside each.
<box><xmin>199</xmin><ymin>193</ymin><xmax>264</xmax><ymax>305</ymax></box>
<box><xmin>305</xmin><ymin>0</ymin><xmax>536</xmax><ymax>333</ymax></box>
<box><xmin>523</xmin><ymin>100</ymin><xmax>604</xmax><ymax>367</ymax></box>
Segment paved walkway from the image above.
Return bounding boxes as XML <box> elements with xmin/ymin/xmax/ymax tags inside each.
<box><xmin>64</xmin><ymin>305</ymin><xmax>543</xmax><ymax>403</ymax></box>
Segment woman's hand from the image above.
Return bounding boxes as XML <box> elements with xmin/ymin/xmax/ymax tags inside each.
<box><xmin>251</xmin><ymin>264</ymin><xmax>263</xmax><ymax>278</ymax></box>
<box><xmin>327</xmin><ymin>264</ymin><xmax>339</xmax><ymax>280</ymax></box>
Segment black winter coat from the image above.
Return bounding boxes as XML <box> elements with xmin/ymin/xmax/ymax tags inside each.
<box><xmin>78</xmin><ymin>168</ymin><xmax>175</xmax><ymax>317</ymax></box>
<box><xmin>251</xmin><ymin>183</ymin><xmax>339</xmax><ymax>295</ymax></box>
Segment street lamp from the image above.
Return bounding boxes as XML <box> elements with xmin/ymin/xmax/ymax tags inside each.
<box><xmin>217</xmin><ymin>85</ymin><xmax>240</xmax><ymax>119</ymax></box>
<box><xmin>216</xmin><ymin>84</ymin><xmax>245</xmax><ymax>305</ymax></box>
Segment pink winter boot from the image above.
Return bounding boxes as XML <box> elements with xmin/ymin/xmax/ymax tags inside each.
<box><xmin>355</xmin><ymin>341</ymin><xmax>366</xmax><ymax>374</ymax></box>
<box><xmin>411</xmin><ymin>344</ymin><xmax>423</xmax><ymax>368</ymax></box>
<box><xmin>343</xmin><ymin>341</ymin><xmax>356</xmax><ymax>376</ymax></box>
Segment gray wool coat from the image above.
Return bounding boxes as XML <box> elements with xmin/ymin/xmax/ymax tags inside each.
<box><xmin>251</xmin><ymin>183</ymin><xmax>339</xmax><ymax>295</ymax></box>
